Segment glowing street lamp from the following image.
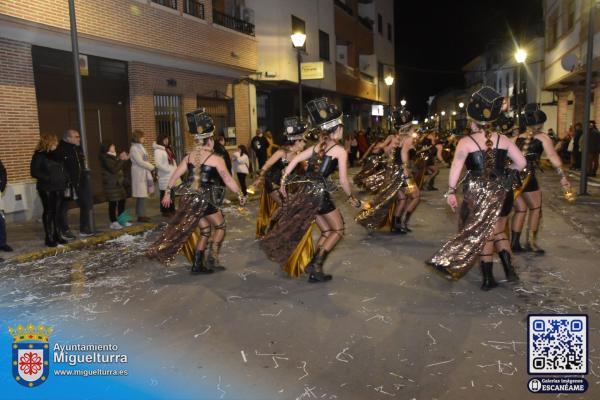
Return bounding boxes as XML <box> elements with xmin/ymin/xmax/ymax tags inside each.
<box><xmin>458</xmin><ymin>102</ymin><xmax>464</xmax><ymax>109</ymax></box>
<box><xmin>400</xmin><ymin>99</ymin><xmax>407</xmax><ymax>107</ymax></box>
<box><xmin>514</xmin><ymin>48</ymin><xmax>527</xmax><ymax>64</ymax></box>
<box><xmin>291</xmin><ymin>32</ymin><xmax>307</xmax><ymax>117</ymax></box>
<box><xmin>514</xmin><ymin>48</ymin><xmax>528</xmax><ymax>117</ymax></box>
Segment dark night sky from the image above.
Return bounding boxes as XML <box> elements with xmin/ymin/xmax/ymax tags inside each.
<box><xmin>394</xmin><ymin>0</ymin><xmax>543</xmax><ymax>118</ymax></box>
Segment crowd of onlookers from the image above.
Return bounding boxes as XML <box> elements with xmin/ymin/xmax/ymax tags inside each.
<box><xmin>556</xmin><ymin>120</ymin><xmax>600</xmax><ymax>176</ymax></box>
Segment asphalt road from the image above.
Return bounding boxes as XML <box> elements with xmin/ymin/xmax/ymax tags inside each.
<box><xmin>1</xmin><ymin>168</ymin><xmax>598</xmax><ymax>400</ymax></box>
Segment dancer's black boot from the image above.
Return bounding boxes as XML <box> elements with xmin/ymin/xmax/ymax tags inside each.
<box><xmin>401</xmin><ymin>211</ymin><xmax>413</xmax><ymax>232</ymax></box>
<box><xmin>43</xmin><ymin>215</ymin><xmax>57</xmax><ymax>247</ymax></box>
<box><xmin>308</xmin><ymin>248</ymin><xmax>332</xmax><ymax>283</ymax></box>
<box><xmin>191</xmin><ymin>250</ymin><xmax>213</xmax><ymax>275</ymax></box>
<box><xmin>498</xmin><ymin>250</ymin><xmax>519</xmax><ymax>282</ymax></box>
<box><xmin>480</xmin><ymin>261</ymin><xmax>498</xmax><ymax>291</ymax></box>
<box><xmin>426</xmin><ymin>175</ymin><xmax>438</xmax><ymax>191</ymax></box>
<box><xmin>510</xmin><ymin>231</ymin><xmax>524</xmax><ymax>253</ymax></box>
<box><xmin>390</xmin><ymin>216</ymin><xmax>406</xmax><ymax>234</ymax></box>
<box><xmin>524</xmin><ymin>229</ymin><xmax>545</xmax><ymax>255</ymax></box>
<box><xmin>206</xmin><ymin>242</ymin><xmax>226</xmax><ymax>271</ymax></box>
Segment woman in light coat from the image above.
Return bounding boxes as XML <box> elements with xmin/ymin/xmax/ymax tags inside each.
<box><xmin>130</xmin><ymin>130</ymin><xmax>155</xmax><ymax>222</ymax></box>
<box><xmin>153</xmin><ymin>133</ymin><xmax>178</xmax><ymax>216</ymax></box>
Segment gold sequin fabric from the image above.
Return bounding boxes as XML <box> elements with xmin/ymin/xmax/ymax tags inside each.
<box><xmin>355</xmin><ymin>163</ymin><xmax>407</xmax><ymax>230</ymax></box>
<box><xmin>353</xmin><ymin>154</ymin><xmax>385</xmax><ymax>190</ymax></box>
<box><xmin>145</xmin><ymin>187</ymin><xmax>214</xmax><ymax>264</ymax></box>
<box><xmin>428</xmin><ymin>178</ymin><xmax>506</xmax><ymax>280</ymax></box>
<box><xmin>260</xmin><ymin>180</ymin><xmax>323</xmax><ymax>267</ymax></box>
<box><xmin>362</xmin><ymin>158</ymin><xmax>389</xmax><ymax>193</ymax></box>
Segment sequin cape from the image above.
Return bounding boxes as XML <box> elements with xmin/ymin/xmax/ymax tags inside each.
<box><xmin>355</xmin><ymin>162</ymin><xmax>408</xmax><ymax>230</ymax></box>
<box><xmin>146</xmin><ymin>184</ymin><xmax>220</xmax><ymax>265</ymax></box>
<box><xmin>428</xmin><ymin>139</ymin><xmax>509</xmax><ymax>279</ymax></box>
<box><xmin>353</xmin><ymin>153</ymin><xmax>385</xmax><ymax>190</ymax></box>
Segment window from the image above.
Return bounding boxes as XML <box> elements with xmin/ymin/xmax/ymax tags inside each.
<box><xmin>319</xmin><ymin>30</ymin><xmax>330</xmax><ymax>61</ymax></box>
<box><xmin>546</xmin><ymin>10</ymin><xmax>558</xmax><ymax>48</ymax></box>
<box><xmin>377</xmin><ymin>62</ymin><xmax>384</xmax><ymax>80</ymax></box>
<box><xmin>154</xmin><ymin>95</ymin><xmax>184</xmax><ymax>162</ymax></box>
<box><xmin>377</xmin><ymin>14</ymin><xmax>382</xmax><ymax>34</ymax></box>
<box><xmin>291</xmin><ymin>15</ymin><xmax>306</xmax><ymax>51</ymax></box>
<box><xmin>151</xmin><ymin>0</ymin><xmax>177</xmax><ymax>9</ymax></box>
<box><xmin>184</xmin><ymin>0</ymin><xmax>205</xmax><ymax>19</ymax></box>
<box><xmin>387</xmin><ymin>22</ymin><xmax>392</xmax><ymax>41</ymax></box>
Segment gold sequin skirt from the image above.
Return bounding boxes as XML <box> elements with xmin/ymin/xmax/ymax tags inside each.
<box><xmin>428</xmin><ymin>178</ymin><xmax>507</xmax><ymax>280</ymax></box>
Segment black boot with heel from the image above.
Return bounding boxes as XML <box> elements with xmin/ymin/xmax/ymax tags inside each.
<box><xmin>480</xmin><ymin>261</ymin><xmax>498</xmax><ymax>291</ymax></box>
<box><xmin>308</xmin><ymin>248</ymin><xmax>332</xmax><ymax>283</ymax></box>
<box><xmin>498</xmin><ymin>250</ymin><xmax>519</xmax><ymax>282</ymax></box>
<box><xmin>191</xmin><ymin>250</ymin><xmax>214</xmax><ymax>275</ymax></box>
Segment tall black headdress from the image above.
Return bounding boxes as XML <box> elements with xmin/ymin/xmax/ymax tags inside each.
<box><xmin>186</xmin><ymin>108</ymin><xmax>215</xmax><ymax>139</ymax></box>
<box><xmin>283</xmin><ymin>116</ymin><xmax>309</xmax><ymax>141</ymax></box>
<box><xmin>522</xmin><ymin>103</ymin><xmax>547</xmax><ymax>126</ymax></box>
<box><xmin>305</xmin><ymin>98</ymin><xmax>343</xmax><ymax>131</ymax></box>
<box><xmin>392</xmin><ymin>107</ymin><xmax>412</xmax><ymax>130</ymax></box>
<box><xmin>467</xmin><ymin>86</ymin><xmax>504</xmax><ymax>124</ymax></box>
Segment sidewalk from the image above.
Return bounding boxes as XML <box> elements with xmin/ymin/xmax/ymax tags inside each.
<box><xmin>1</xmin><ymin>191</ymin><xmax>260</xmax><ymax>263</ymax></box>
<box><xmin>1</xmin><ymin>199</ymin><xmax>163</xmax><ymax>263</ymax></box>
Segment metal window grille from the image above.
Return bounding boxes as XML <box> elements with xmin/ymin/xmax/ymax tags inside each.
<box><xmin>151</xmin><ymin>0</ymin><xmax>177</xmax><ymax>9</ymax></box>
<box><xmin>184</xmin><ymin>0</ymin><xmax>205</xmax><ymax>19</ymax></box>
<box><xmin>154</xmin><ymin>95</ymin><xmax>184</xmax><ymax>162</ymax></box>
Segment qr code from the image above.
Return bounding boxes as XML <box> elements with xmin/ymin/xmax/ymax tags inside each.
<box><xmin>528</xmin><ymin>315</ymin><xmax>587</xmax><ymax>374</ymax></box>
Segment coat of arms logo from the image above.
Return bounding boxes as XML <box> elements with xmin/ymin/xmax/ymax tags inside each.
<box><xmin>9</xmin><ymin>323</ymin><xmax>52</xmax><ymax>388</ymax></box>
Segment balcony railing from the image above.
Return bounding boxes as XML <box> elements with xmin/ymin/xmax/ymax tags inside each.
<box><xmin>151</xmin><ymin>0</ymin><xmax>177</xmax><ymax>9</ymax></box>
<box><xmin>358</xmin><ymin>16</ymin><xmax>373</xmax><ymax>30</ymax></box>
<box><xmin>213</xmin><ymin>10</ymin><xmax>255</xmax><ymax>36</ymax></box>
<box><xmin>334</xmin><ymin>0</ymin><xmax>353</xmax><ymax>16</ymax></box>
<box><xmin>184</xmin><ymin>0</ymin><xmax>205</xmax><ymax>19</ymax></box>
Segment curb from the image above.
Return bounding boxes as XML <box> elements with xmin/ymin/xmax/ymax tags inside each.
<box><xmin>10</xmin><ymin>223</ymin><xmax>157</xmax><ymax>264</ymax></box>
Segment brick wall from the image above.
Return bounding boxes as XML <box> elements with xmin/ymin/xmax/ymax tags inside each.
<box><xmin>572</xmin><ymin>87</ymin><xmax>585</xmax><ymax>127</ymax></box>
<box><xmin>556</xmin><ymin>90</ymin><xmax>569</xmax><ymax>138</ymax></box>
<box><xmin>0</xmin><ymin>0</ymin><xmax>257</xmax><ymax>72</ymax></box>
<box><xmin>128</xmin><ymin>62</ymin><xmax>252</xmax><ymax>163</ymax></box>
<box><xmin>0</xmin><ymin>38</ymin><xmax>39</xmax><ymax>183</ymax></box>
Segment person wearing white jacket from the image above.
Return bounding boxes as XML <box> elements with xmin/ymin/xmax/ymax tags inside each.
<box><xmin>153</xmin><ymin>133</ymin><xmax>178</xmax><ymax>216</ymax></box>
<box><xmin>129</xmin><ymin>130</ymin><xmax>155</xmax><ymax>222</ymax></box>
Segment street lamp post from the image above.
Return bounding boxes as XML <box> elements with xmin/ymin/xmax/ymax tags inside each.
<box><xmin>291</xmin><ymin>32</ymin><xmax>307</xmax><ymax>118</ymax></box>
<box><xmin>68</xmin><ymin>0</ymin><xmax>95</xmax><ymax>232</ymax></box>
<box><xmin>514</xmin><ymin>48</ymin><xmax>527</xmax><ymax>117</ymax></box>
<box><xmin>385</xmin><ymin>75</ymin><xmax>394</xmax><ymax>130</ymax></box>
<box><xmin>579</xmin><ymin>0</ymin><xmax>597</xmax><ymax>195</ymax></box>
<box><xmin>440</xmin><ymin>110</ymin><xmax>446</xmax><ymax>132</ymax></box>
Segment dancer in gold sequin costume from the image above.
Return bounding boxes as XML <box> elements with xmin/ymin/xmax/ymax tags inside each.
<box><xmin>428</xmin><ymin>87</ymin><xmax>526</xmax><ymax>290</ymax></box>
<box><xmin>146</xmin><ymin>109</ymin><xmax>246</xmax><ymax>274</ymax></box>
<box><xmin>261</xmin><ymin>98</ymin><xmax>362</xmax><ymax>283</ymax></box>
<box><xmin>510</xmin><ymin>103</ymin><xmax>572</xmax><ymax>255</ymax></box>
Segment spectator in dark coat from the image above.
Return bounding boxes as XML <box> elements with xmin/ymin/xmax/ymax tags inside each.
<box><xmin>214</xmin><ymin>136</ymin><xmax>232</xmax><ymax>173</ymax></box>
<box><xmin>587</xmin><ymin>121</ymin><xmax>600</xmax><ymax>177</ymax></box>
<box><xmin>30</xmin><ymin>133</ymin><xmax>68</xmax><ymax>247</ymax></box>
<box><xmin>251</xmin><ymin>129</ymin><xmax>269</xmax><ymax>169</ymax></box>
<box><xmin>55</xmin><ymin>129</ymin><xmax>93</xmax><ymax>238</ymax></box>
<box><xmin>99</xmin><ymin>141</ymin><xmax>130</xmax><ymax>229</ymax></box>
<box><xmin>0</xmin><ymin>159</ymin><xmax>12</xmax><ymax>258</ymax></box>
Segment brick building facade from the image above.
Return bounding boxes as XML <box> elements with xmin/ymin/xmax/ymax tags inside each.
<box><xmin>0</xmin><ymin>0</ymin><xmax>258</xmax><ymax>219</ymax></box>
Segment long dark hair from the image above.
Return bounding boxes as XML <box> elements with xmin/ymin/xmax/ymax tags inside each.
<box><xmin>238</xmin><ymin>144</ymin><xmax>248</xmax><ymax>157</ymax></box>
<box><xmin>317</xmin><ymin>125</ymin><xmax>341</xmax><ymax>158</ymax></box>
